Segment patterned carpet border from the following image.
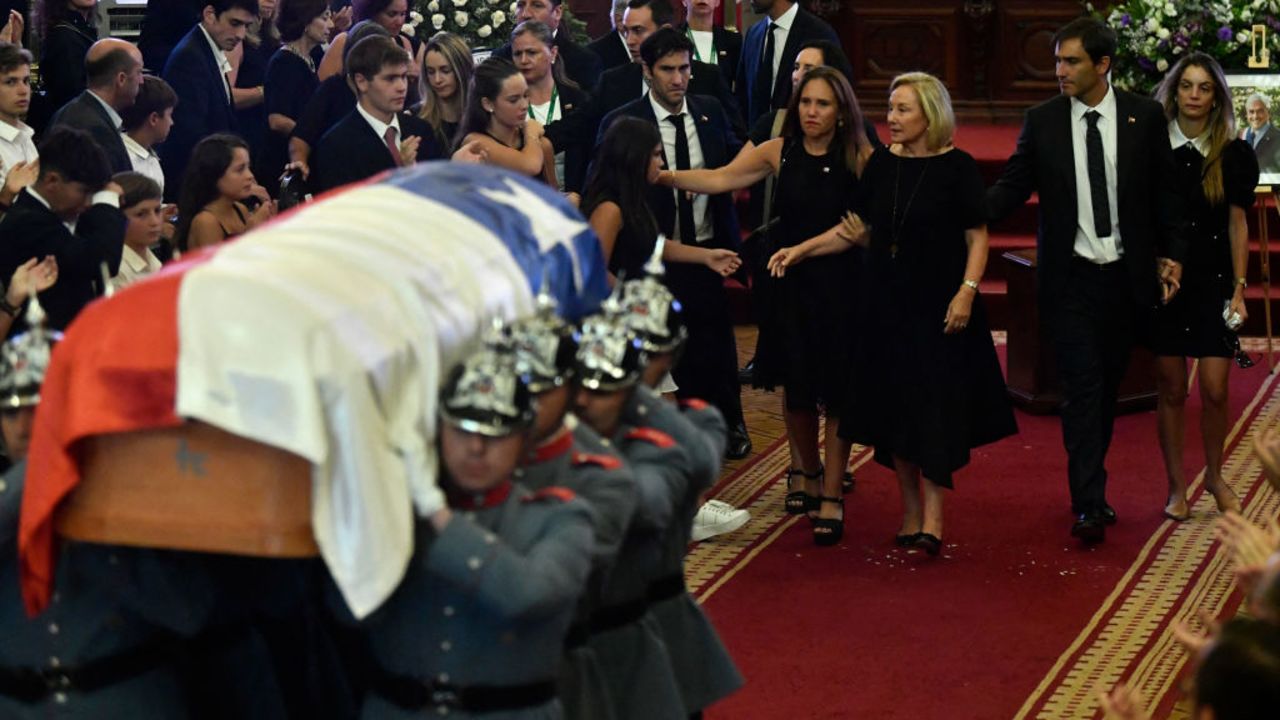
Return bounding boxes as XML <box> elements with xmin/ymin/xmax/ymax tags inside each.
<box><xmin>1013</xmin><ymin>367</ymin><xmax>1280</xmax><ymax>720</ymax></box>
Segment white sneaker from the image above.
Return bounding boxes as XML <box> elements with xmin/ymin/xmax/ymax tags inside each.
<box><xmin>690</xmin><ymin>501</ymin><xmax>750</xmax><ymax>542</ymax></box>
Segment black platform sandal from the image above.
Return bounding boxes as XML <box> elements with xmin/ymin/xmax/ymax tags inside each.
<box><xmin>812</xmin><ymin>496</ymin><xmax>844</xmax><ymax>546</ymax></box>
<box><xmin>783</xmin><ymin>468</ymin><xmax>808</xmax><ymax>515</ymax></box>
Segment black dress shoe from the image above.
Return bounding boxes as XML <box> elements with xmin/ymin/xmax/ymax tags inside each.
<box><xmin>737</xmin><ymin>360</ymin><xmax>755</xmax><ymax>384</ymax></box>
<box><xmin>1100</xmin><ymin>505</ymin><xmax>1117</xmax><ymax>526</ymax></box>
<box><xmin>725</xmin><ymin>424</ymin><xmax>752</xmax><ymax>460</ymax></box>
<box><xmin>1071</xmin><ymin>512</ymin><xmax>1106</xmax><ymax>544</ymax></box>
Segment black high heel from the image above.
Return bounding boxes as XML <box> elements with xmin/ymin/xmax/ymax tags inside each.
<box><xmin>812</xmin><ymin>496</ymin><xmax>844</xmax><ymax>546</ymax></box>
<box><xmin>914</xmin><ymin>533</ymin><xmax>943</xmax><ymax>556</ymax></box>
<box><xmin>783</xmin><ymin>468</ymin><xmax>807</xmax><ymax>515</ymax></box>
<box><xmin>894</xmin><ymin>532</ymin><xmax>921</xmax><ymax>547</ymax></box>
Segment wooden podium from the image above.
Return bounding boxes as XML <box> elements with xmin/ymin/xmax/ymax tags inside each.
<box><xmin>1003</xmin><ymin>249</ymin><xmax>1158</xmax><ymax>415</ymax></box>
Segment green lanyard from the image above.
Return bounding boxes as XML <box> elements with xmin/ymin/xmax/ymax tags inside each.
<box><xmin>686</xmin><ymin>27</ymin><xmax>716</xmax><ymax>65</ymax></box>
<box><xmin>527</xmin><ymin>84</ymin><xmax>558</xmax><ymax>124</ymax></box>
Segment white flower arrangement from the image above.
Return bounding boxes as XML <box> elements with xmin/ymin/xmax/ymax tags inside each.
<box><xmin>478</xmin><ymin>25</ymin><xmax>492</xmax><ymax>38</ymax></box>
<box><xmin>413</xmin><ymin>0</ymin><xmax>518</xmax><ymax>49</ymax></box>
<box><xmin>1089</xmin><ymin>0</ymin><xmax>1280</xmax><ymax>92</ymax></box>
<box><xmin>455</xmin><ymin>10</ymin><xmax>469</xmax><ymax>26</ymax></box>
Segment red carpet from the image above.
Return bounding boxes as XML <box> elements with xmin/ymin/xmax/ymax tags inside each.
<box><xmin>690</xmin><ymin>344</ymin><xmax>1280</xmax><ymax>719</ymax></box>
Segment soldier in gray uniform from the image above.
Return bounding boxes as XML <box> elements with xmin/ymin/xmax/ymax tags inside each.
<box><xmin>0</xmin><ymin>301</ymin><xmax>213</xmax><ymax>719</ymax></box>
<box><xmin>352</xmin><ymin>342</ymin><xmax>596</xmax><ymax>719</ymax></box>
<box><xmin>617</xmin><ymin>253</ymin><xmax>745</xmax><ymax>717</ymax></box>
<box><xmin>571</xmin><ymin>302</ymin><xmax>688</xmax><ymax>720</ymax></box>
<box><xmin>508</xmin><ymin>289</ymin><xmax>638</xmax><ymax>720</ymax></box>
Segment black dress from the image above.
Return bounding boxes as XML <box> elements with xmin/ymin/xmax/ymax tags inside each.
<box><xmin>754</xmin><ymin>138</ymin><xmax>860</xmax><ymax>415</ymax></box>
<box><xmin>840</xmin><ymin>147</ymin><xmax>1016</xmax><ymax>488</ymax></box>
<box><xmin>589</xmin><ymin>192</ymin><xmax>656</xmax><ymax>279</ymax></box>
<box><xmin>1150</xmin><ymin>138</ymin><xmax>1259</xmax><ymax>358</ymax></box>
<box><xmin>263</xmin><ymin>48</ymin><xmax>319</xmax><ymax>196</ymax></box>
<box><xmin>236</xmin><ymin>35</ymin><xmax>279</xmax><ymax>187</ymax></box>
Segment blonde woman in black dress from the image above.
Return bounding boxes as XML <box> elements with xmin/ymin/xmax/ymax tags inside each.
<box><xmin>1151</xmin><ymin>53</ymin><xmax>1257</xmax><ymax>521</ymax></box>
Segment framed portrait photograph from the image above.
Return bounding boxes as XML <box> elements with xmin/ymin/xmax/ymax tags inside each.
<box><xmin>1226</xmin><ymin>73</ymin><xmax>1280</xmax><ymax>187</ymax></box>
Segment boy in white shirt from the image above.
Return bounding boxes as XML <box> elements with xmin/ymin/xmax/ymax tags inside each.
<box><xmin>0</xmin><ymin>42</ymin><xmax>37</xmax><ymax>212</ymax></box>
<box><xmin>109</xmin><ymin>172</ymin><xmax>164</xmax><ymax>292</ymax></box>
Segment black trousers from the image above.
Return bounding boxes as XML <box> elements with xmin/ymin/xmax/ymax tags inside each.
<box><xmin>1049</xmin><ymin>258</ymin><xmax>1140</xmax><ymax>515</ymax></box>
<box><xmin>666</xmin><ymin>263</ymin><xmax>746</xmax><ymax>429</ymax></box>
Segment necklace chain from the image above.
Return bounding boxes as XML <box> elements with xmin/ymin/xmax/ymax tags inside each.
<box><xmin>890</xmin><ymin>155</ymin><xmax>929</xmax><ymax>257</ymax></box>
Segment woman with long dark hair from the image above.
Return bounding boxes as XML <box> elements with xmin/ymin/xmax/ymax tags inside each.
<box><xmin>416</xmin><ymin>31</ymin><xmax>472</xmax><ymax>153</ymax></box>
<box><xmin>456</xmin><ymin>57</ymin><xmax>556</xmax><ymax>185</ymax></box>
<box><xmin>583</xmin><ymin>116</ymin><xmax>738</xmax><ymax>283</ymax></box>
<box><xmin>32</xmin><ymin>0</ymin><xmax>97</xmax><ymax>122</ymax></box>
<box><xmin>316</xmin><ymin>0</ymin><xmax>422</xmax><ymax>105</ymax></box>
<box><xmin>175</xmin><ymin>134</ymin><xmax>276</xmax><ymax>251</ymax></box>
<box><xmin>660</xmin><ymin>66</ymin><xmax>872</xmax><ymax>545</ymax></box>
<box><xmin>262</xmin><ymin>0</ymin><xmax>331</xmax><ymax>193</ymax></box>
<box><xmin>1150</xmin><ymin>52</ymin><xmax>1258</xmax><ymax>520</ymax></box>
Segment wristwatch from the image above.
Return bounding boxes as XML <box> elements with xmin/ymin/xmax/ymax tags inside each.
<box><xmin>1236</xmin><ymin>277</ymin><xmax>1248</xmax><ymax>289</ymax></box>
<box><xmin>0</xmin><ymin>295</ymin><xmax>20</xmax><ymax>317</ymax></box>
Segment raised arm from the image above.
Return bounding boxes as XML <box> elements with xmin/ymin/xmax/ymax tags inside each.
<box><xmin>316</xmin><ymin>32</ymin><xmax>347</xmax><ymax>82</ymax></box>
<box><xmin>660</xmin><ymin>136</ymin><xmax>782</xmax><ymax>195</ymax></box>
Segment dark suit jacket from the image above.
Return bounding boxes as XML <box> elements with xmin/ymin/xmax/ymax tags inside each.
<box><xmin>587</xmin><ymin>31</ymin><xmax>631</xmax><ymax>73</ymax></box>
<box><xmin>1243</xmin><ymin>125</ymin><xmax>1280</xmax><ymax>175</ymax></box>
<box><xmin>593</xmin><ymin>60</ymin><xmax>744</xmax><ymax>139</ymax></box>
<box><xmin>736</xmin><ymin>7</ymin><xmax>839</xmax><ymax>125</ymax></box>
<box><xmin>138</xmin><ymin>0</ymin><xmax>204</xmax><ymax>73</ymax></box>
<box><xmin>555</xmin><ymin>82</ymin><xmax>592</xmax><ymax>194</ymax></box>
<box><xmin>986</xmin><ymin>90</ymin><xmax>1188</xmax><ymax>309</ymax></box>
<box><xmin>491</xmin><ymin>30</ymin><xmax>604</xmax><ymax>94</ymax></box>
<box><xmin>598</xmin><ymin>93</ymin><xmax>742</xmax><ymax>252</ymax></box>
<box><xmin>311</xmin><ymin>109</ymin><xmax>443</xmax><ymax>194</ymax></box>
<box><xmin>49</xmin><ymin>91</ymin><xmax>132</xmax><ymax>174</ymax></box>
<box><xmin>160</xmin><ymin>24</ymin><xmax>240</xmax><ymax>200</ymax></box>
<box><xmin>0</xmin><ymin>191</ymin><xmax>125</xmax><ymax>332</ymax></box>
<box><xmin>677</xmin><ymin>24</ymin><xmax>742</xmax><ymax>92</ymax></box>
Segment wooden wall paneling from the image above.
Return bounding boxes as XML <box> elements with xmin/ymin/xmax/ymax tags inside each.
<box><xmin>840</xmin><ymin>7</ymin><xmax>959</xmax><ymax>114</ymax></box>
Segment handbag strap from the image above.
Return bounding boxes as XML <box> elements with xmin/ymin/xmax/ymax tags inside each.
<box><xmin>761</xmin><ymin>109</ymin><xmax>788</xmax><ymax>227</ymax></box>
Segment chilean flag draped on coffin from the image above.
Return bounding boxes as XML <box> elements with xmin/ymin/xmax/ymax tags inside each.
<box><xmin>19</xmin><ymin>163</ymin><xmax>610</xmax><ymax>617</ymax></box>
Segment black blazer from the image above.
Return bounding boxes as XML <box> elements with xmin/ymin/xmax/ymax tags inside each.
<box><xmin>986</xmin><ymin>90</ymin><xmax>1188</xmax><ymax>309</ymax></box>
<box><xmin>49</xmin><ymin>91</ymin><xmax>132</xmax><ymax>174</ymax></box>
<box><xmin>0</xmin><ymin>191</ymin><xmax>125</xmax><ymax>332</ymax></box>
<box><xmin>736</xmin><ymin>7</ymin><xmax>839</xmax><ymax>125</ymax></box>
<box><xmin>556</xmin><ymin>82</ymin><xmax>592</xmax><ymax>194</ymax></box>
<box><xmin>491</xmin><ymin>31</ymin><xmax>604</xmax><ymax>94</ymax></box>
<box><xmin>677</xmin><ymin>24</ymin><xmax>742</xmax><ymax>92</ymax></box>
<box><xmin>160</xmin><ymin>24</ymin><xmax>240</xmax><ymax>200</ymax></box>
<box><xmin>311</xmin><ymin>109</ymin><xmax>442</xmax><ymax>194</ymax></box>
<box><xmin>137</xmin><ymin>0</ymin><xmax>204</xmax><ymax>73</ymax></box>
<box><xmin>38</xmin><ymin>14</ymin><xmax>98</xmax><ymax>119</ymax></box>
<box><xmin>598</xmin><ymin>93</ymin><xmax>742</xmax><ymax>252</ymax></box>
<box><xmin>587</xmin><ymin>31</ymin><xmax>631</xmax><ymax>73</ymax></box>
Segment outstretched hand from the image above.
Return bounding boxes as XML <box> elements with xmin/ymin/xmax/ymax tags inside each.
<box><xmin>452</xmin><ymin>140</ymin><xmax>488</xmax><ymax>164</ymax></box>
<box><xmin>1215</xmin><ymin>511</ymin><xmax>1280</xmax><ymax>569</ymax></box>
<box><xmin>703</xmin><ymin>248</ymin><xmax>741</xmax><ymax>278</ymax></box>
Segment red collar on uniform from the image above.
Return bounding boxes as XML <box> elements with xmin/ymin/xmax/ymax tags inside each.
<box><xmin>528</xmin><ymin>426</ymin><xmax>573</xmax><ymax>464</ymax></box>
<box><xmin>445</xmin><ymin>480</ymin><xmax>514</xmax><ymax>510</ymax></box>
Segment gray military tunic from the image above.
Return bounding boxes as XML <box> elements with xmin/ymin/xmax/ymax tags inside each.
<box><xmin>355</xmin><ymin>480</ymin><xmax>594</xmax><ymax>720</ymax></box>
<box><xmin>0</xmin><ymin>461</ymin><xmax>213</xmax><ymax>720</ymax></box>
<box><xmin>630</xmin><ymin>389</ymin><xmax>745</xmax><ymax>712</ymax></box>
<box><xmin>517</xmin><ymin>416</ymin><xmax>638</xmax><ymax>720</ymax></box>
<box><xmin>584</xmin><ymin>416</ymin><xmax>690</xmax><ymax>720</ymax></box>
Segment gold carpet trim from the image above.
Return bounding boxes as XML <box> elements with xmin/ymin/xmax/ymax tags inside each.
<box><xmin>1014</xmin><ymin>368</ymin><xmax>1280</xmax><ymax>720</ymax></box>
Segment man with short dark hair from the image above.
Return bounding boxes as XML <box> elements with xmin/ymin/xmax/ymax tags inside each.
<box><xmin>987</xmin><ymin>17</ymin><xmax>1188</xmax><ymax>543</ymax></box>
<box><xmin>49</xmin><ymin>38</ymin><xmax>144</xmax><ymax>174</ymax></box>
<box><xmin>120</xmin><ymin>75</ymin><xmax>178</xmax><ymax>193</ymax></box>
<box><xmin>491</xmin><ymin>0</ymin><xmax>603</xmax><ymax>91</ymax></box>
<box><xmin>600</xmin><ymin>27</ymin><xmax>751</xmax><ymax>460</ymax></box>
<box><xmin>0</xmin><ymin>127</ymin><xmax>125</xmax><ymax>332</ymax></box>
<box><xmin>0</xmin><ymin>42</ymin><xmax>36</xmax><ymax>211</ymax></box>
<box><xmin>311</xmin><ymin>35</ymin><xmax>440</xmax><ymax>193</ymax></box>
<box><xmin>736</xmin><ymin>0</ymin><xmax>838</xmax><ymax>125</ymax></box>
<box><xmin>160</xmin><ymin>0</ymin><xmax>258</xmax><ymax>199</ymax></box>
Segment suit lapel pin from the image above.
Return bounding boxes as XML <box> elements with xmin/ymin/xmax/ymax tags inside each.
<box><xmin>1127</xmin><ymin>116</ymin><xmax>1136</xmax><ymax>124</ymax></box>
<box><xmin>564</xmin><ymin>103</ymin><xmax>574</xmax><ymax>111</ymax></box>
<box><xmin>700</xmin><ymin>115</ymin><xmax>708</xmax><ymax>122</ymax></box>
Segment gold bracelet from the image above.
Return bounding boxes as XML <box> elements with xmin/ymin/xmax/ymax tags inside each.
<box><xmin>962</xmin><ymin>279</ymin><xmax>979</xmax><ymax>291</ymax></box>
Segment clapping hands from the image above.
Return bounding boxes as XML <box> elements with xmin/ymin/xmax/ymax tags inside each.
<box><xmin>6</xmin><ymin>256</ymin><xmax>58</xmax><ymax>307</ymax></box>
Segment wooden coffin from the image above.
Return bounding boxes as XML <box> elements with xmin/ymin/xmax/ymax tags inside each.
<box><xmin>55</xmin><ymin>421</ymin><xmax>319</xmax><ymax>557</ymax></box>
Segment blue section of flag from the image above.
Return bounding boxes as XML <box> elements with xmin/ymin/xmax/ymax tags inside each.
<box><xmin>383</xmin><ymin>163</ymin><xmax>609</xmax><ymax>321</ymax></box>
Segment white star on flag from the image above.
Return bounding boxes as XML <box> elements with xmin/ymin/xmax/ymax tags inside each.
<box><xmin>478</xmin><ymin>178</ymin><xmax>589</xmax><ymax>292</ymax></box>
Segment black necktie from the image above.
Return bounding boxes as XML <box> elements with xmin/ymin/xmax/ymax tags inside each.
<box><xmin>668</xmin><ymin>114</ymin><xmax>696</xmax><ymax>244</ymax></box>
<box><xmin>753</xmin><ymin>22</ymin><xmax>778</xmax><ymax>119</ymax></box>
<box><xmin>1084</xmin><ymin>110</ymin><xmax>1111</xmax><ymax>238</ymax></box>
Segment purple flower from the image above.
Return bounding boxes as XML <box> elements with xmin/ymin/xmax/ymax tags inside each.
<box><xmin>1218</xmin><ymin>26</ymin><xmax>1234</xmax><ymax>41</ymax></box>
<box><xmin>1138</xmin><ymin>57</ymin><xmax>1156</xmax><ymax>71</ymax></box>
<box><xmin>1172</xmin><ymin>32</ymin><xmax>1189</xmax><ymax>48</ymax></box>
<box><xmin>1121</xmin><ymin>13</ymin><xmax>1131</xmax><ymax>27</ymax></box>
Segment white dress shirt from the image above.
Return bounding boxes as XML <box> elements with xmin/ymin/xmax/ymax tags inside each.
<box><xmin>0</xmin><ymin>117</ymin><xmax>37</xmax><ymax>187</ymax></box>
<box><xmin>199</xmin><ymin>24</ymin><xmax>233</xmax><ymax>101</ymax></box>
<box><xmin>529</xmin><ymin>89</ymin><xmax>565</xmax><ymax>191</ymax></box>
<box><xmin>1168</xmin><ymin>118</ymin><xmax>1209</xmax><ymax>156</ymax></box>
<box><xmin>357</xmin><ymin>101</ymin><xmax>401</xmax><ymax>149</ymax></box>
<box><xmin>1069</xmin><ymin>84</ymin><xmax>1122</xmax><ymax>263</ymax></box>
<box><xmin>650</xmin><ymin>94</ymin><xmax>712</xmax><ymax>243</ymax></box>
<box><xmin>122</xmin><ymin>133</ymin><xmax>165</xmax><ymax>192</ymax></box>
<box><xmin>689</xmin><ymin>28</ymin><xmax>715</xmax><ymax>66</ymax></box>
<box><xmin>110</xmin><ymin>244</ymin><xmax>163</xmax><ymax>292</ymax></box>
<box><xmin>765</xmin><ymin>3</ymin><xmax>799</xmax><ymax>92</ymax></box>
